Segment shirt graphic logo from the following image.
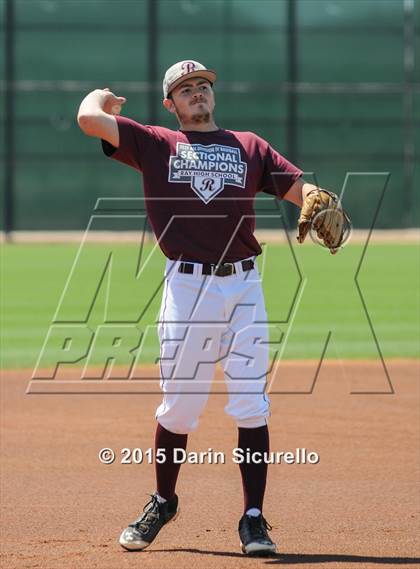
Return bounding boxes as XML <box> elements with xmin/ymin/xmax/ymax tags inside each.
<box><xmin>168</xmin><ymin>143</ymin><xmax>247</xmax><ymax>204</ymax></box>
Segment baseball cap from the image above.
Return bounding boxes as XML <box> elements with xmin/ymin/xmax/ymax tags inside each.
<box><xmin>163</xmin><ymin>60</ymin><xmax>217</xmax><ymax>98</ymax></box>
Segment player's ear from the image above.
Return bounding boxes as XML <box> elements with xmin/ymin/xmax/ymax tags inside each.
<box><xmin>163</xmin><ymin>98</ymin><xmax>176</xmax><ymax>114</ymax></box>
<box><xmin>210</xmin><ymin>88</ymin><xmax>216</xmax><ymax>109</ymax></box>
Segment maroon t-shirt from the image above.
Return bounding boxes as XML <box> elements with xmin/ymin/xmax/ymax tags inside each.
<box><xmin>102</xmin><ymin>116</ymin><xmax>302</xmax><ymax>263</ymax></box>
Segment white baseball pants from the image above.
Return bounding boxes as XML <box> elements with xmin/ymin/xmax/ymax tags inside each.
<box><xmin>155</xmin><ymin>258</ymin><xmax>271</xmax><ymax>434</ymax></box>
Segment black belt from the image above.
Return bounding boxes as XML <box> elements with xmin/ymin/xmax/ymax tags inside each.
<box><xmin>178</xmin><ymin>259</ymin><xmax>254</xmax><ymax>277</ymax></box>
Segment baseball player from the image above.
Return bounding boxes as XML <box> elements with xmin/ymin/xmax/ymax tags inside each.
<box><xmin>77</xmin><ymin>60</ymin><xmax>347</xmax><ymax>556</ymax></box>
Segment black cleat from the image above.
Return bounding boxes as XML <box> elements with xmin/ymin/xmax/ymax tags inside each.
<box><xmin>119</xmin><ymin>493</ymin><xmax>179</xmax><ymax>551</ymax></box>
<box><xmin>238</xmin><ymin>513</ymin><xmax>277</xmax><ymax>556</ymax></box>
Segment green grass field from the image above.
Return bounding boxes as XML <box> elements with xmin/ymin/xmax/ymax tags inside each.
<box><xmin>1</xmin><ymin>242</ymin><xmax>419</xmax><ymax>369</ymax></box>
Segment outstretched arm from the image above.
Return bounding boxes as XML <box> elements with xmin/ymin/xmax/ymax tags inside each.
<box><xmin>283</xmin><ymin>177</ymin><xmax>320</xmax><ymax>208</ymax></box>
<box><xmin>77</xmin><ymin>88</ymin><xmax>126</xmax><ymax>148</ymax></box>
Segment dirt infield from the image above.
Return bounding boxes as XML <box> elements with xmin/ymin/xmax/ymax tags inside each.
<box><xmin>1</xmin><ymin>360</ymin><xmax>419</xmax><ymax>569</ymax></box>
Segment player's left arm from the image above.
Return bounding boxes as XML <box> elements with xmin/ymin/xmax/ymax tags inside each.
<box><xmin>282</xmin><ymin>177</ymin><xmax>319</xmax><ymax>208</ymax></box>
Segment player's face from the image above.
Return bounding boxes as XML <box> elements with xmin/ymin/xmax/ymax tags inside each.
<box><xmin>165</xmin><ymin>78</ymin><xmax>215</xmax><ymax>125</ymax></box>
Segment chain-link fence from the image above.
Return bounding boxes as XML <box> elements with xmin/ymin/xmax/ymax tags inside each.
<box><xmin>1</xmin><ymin>0</ymin><xmax>419</xmax><ymax>231</ymax></box>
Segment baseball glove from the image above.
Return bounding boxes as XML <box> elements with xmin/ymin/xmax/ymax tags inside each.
<box><xmin>297</xmin><ymin>189</ymin><xmax>351</xmax><ymax>254</ymax></box>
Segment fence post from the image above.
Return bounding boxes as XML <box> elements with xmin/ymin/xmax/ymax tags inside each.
<box><xmin>4</xmin><ymin>0</ymin><xmax>16</xmax><ymax>240</ymax></box>
<box><xmin>403</xmin><ymin>0</ymin><xmax>415</xmax><ymax>227</ymax></box>
<box><xmin>284</xmin><ymin>0</ymin><xmax>298</xmax><ymax>228</ymax></box>
<box><xmin>286</xmin><ymin>0</ymin><xmax>298</xmax><ymax>164</ymax></box>
<box><xmin>147</xmin><ymin>0</ymin><xmax>158</xmax><ymax>125</ymax></box>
